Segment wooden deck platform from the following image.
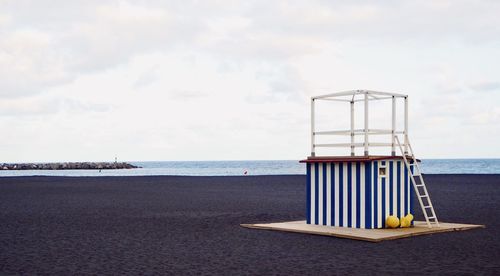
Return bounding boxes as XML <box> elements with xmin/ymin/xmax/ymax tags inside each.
<box><xmin>241</xmin><ymin>220</ymin><xmax>484</xmax><ymax>242</ymax></box>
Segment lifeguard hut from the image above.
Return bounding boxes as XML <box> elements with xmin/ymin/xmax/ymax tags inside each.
<box><xmin>301</xmin><ymin>90</ymin><xmax>439</xmax><ymax>229</ymax></box>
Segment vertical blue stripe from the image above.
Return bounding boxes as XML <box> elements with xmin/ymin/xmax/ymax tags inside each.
<box><xmin>381</xmin><ymin>177</ymin><xmax>386</xmax><ymax>228</ymax></box>
<box><xmin>306</xmin><ymin>163</ymin><xmax>311</xmax><ymax>224</ymax></box>
<box><xmin>389</xmin><ymin>162</ymin><xmax>394</xmax><ymax>215</ymax></box>
<box><xmin>397</xmin><ymin>161</ymin><xmax>401</xmax><ymax>218</ymax></box>
<box><xmin>339</xmin><ymin>162</ymin><xmax>344</xmax><ymax>227</ymax></box>
<box><xmin>314</xmin><ymin>163</ymin><xmax>319</xmax><ymax>225</ymax></box>
<box><xmin>365</xmin><ymin>162</ymin><xmax>372</xmax><ymax>229</ymax></box>
<box><xmin>347</xmin><ymin>162</ymin><xmax>352</xmax><ymax>227</ymax></box>
<box><xmin>356</xmin><ymin>162</ymin><xmax>361</xmax><ymax>228</ymax></box>
<box><xmin>322</xmin><ymin>163</ymin><xmax>327</xmax><ymax>225</ymax></box>
<box><xmin>330</xmin><ymin>163</ymin><xmax>335</xmax><ymax>226</ymax></box>
<box><xmin>374</xmin><ymin>161</ymin><xmax>378</xmax><ymax>228</ymax></box>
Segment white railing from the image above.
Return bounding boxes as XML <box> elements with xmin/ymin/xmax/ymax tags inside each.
<box><xmin>311</xmin><ymin>90</ymin><xmax>409</xmax><ymax>157</ymax></box>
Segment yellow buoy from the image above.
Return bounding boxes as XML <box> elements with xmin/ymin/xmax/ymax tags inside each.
<box><xmin>386</xmin><ymin>215</ymin><xmax>400</xmax><ymax>228</ymax></box>
<box><xmin>400</xmin><ymin>217</ymin><xmax>411</xmax><ymax>228</ymax></box>
<box><xmin>405</xmin><ymin>213</ymin><xmax>414</xmax><ymax>222</ymax></box>
<box><xmin>400</xmin><ymin>213</ymin><xmax>413</xmax><ymax>228</ymax></box>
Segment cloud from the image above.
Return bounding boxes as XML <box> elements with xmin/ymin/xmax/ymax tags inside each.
<box><xmin>0</xmin><ymin>1</ymin><xmax>205</xmax><ymax>98</ymax></box>
<box><xmin>4</xmin><ymin>0</ymin><xmax>499</xmax><ymax>98</ymax></box>
<box><xmin>464</xmin><ymin>107</ymin><xmax>500</xmax><ymax>125</ymax></box>
<box><xmin>468</xmin><ymin>81</ymin><xmax>500</xmax><ymax>92</ymax></box>
<box><xmin>247</xmin><ymin>65</ymin><xmax>307</xmax><ymax>103</ymax></box>
<box><xmin>64</xmin><ymin>1</ymin><xmax>198</xmax><ymax>72</ymax></box>
<box><xmin>0</xmin><ymin>96</ymin><xmax>110</xmax><ymax>117</ymax></box>
<box><xmin>230</xmin><ymin>1</ymin><xmax>500</xmax><ymax>43</ymax></box>
<box><xmin>0</xmin><ymin>0</ymin><xmax>499</xmax><ymax>161</ymax></box>
<box><xmin>0</xmin><ymin>13</ymin><xmax>11</xmax><ymax>26</ymax></box>
<box><xmin>133</xmin><ymin>65</ymin><xmax>160</xmax><ymax>88</ymax></box>
<box><xmin>0</xmin><ymin>29</ymin><xmax>72</xmax><ymax>98</ymax></box>
<box><xmin>169</xmin><ymin>90</ymin><xmax>207</xmax><ymax>100</ymax></box>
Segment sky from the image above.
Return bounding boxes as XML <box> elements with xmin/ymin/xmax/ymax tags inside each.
<box><xmin>1</xmin><ymin>0</ymin><xmax>499</xmax><ymax>162</ymax></box>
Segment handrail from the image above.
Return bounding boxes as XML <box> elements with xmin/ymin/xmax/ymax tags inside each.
<box><xmin>314</xmin><ymin>142</ymin><xmax>393</xmax><ymax>148</ymax></box>
<box><xmin>310</xmin><ymin>90</ymin><xmax>408</xmax><ymax>157</ymax></box>
<box><xmin>314</xmin><ymin>129</ymin><xmax>404</xmax><ymax>136</ymax></box>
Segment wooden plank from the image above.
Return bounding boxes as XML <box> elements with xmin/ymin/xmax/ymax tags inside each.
<box><xmin>240</xmin><ymin>220</ymin><xmax>485</xmax><ymax>242</ymax></box>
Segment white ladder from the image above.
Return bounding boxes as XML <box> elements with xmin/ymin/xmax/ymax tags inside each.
<box><xmin>394</xmin><ymin>136</ymin><xmax>439</xmax><ymax>228</ymax></box>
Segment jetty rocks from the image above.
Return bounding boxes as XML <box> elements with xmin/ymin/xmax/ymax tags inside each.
<box><xmin>1</xmin><ymin>162</ymin><xmax>140</xmax><ymax>170</ymax></box>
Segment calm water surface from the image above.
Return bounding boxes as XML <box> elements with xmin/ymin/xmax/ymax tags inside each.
<box><xmin>0</xmin><ymin>159</ymin><xmax>498</xmax><ymax>177</ymax></box>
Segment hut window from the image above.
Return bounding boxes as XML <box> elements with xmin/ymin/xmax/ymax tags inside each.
<box><xmin>379</xmin><ymin>166</ymin><xmax>387</xmax><ymax>177</ymax></box>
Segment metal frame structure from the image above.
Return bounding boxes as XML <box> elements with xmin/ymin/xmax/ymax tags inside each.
<box><xmin>310</xmin><ymin>90</ymin><xmax>408</xmax><ymax>157</ymax></box>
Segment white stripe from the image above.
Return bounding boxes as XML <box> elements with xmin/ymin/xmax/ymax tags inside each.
<box><xmin>407</xmin><ymin>165</ymin><xmax>411</xmax><ymax>215</ymax></box>
<box><xmin>343</xmin><ymin>163</ymin><xmax>348</xmax><ymax>227</ymax></box>
<box><xmin>385</xmin><ymin>164</ymin><xmax>390</xmax><ymax>219</ymax></box>
<box><xmin>334</xmin><ymin>163</ymin><xmax>339</xmax><ymax>226</ymax></box>
<box><xmin>377</xmin><ymin>162</ymin><xmax>382</xmax><ymax>228</ymax></box>
<box><xmin>352</xmin><ymin>163</ymin><xmax>357</xmax><ymax>228</ymax></box>
<box><xmin>318</xmin><ymin>163</ymin><xmax>323</xmax><ymax>225</ymax></box>
<box><xmin>371</xmin><ymin>162</ymin><xmax>375</xmax><ymax>229</ymax></box>
<box><xmin>310</xmin><ymin>163</ymin><xmax>315</xmax><ymax>224</ymax></box>
<box><xmin>406</xmin><ymin>165</ymin><xmax>415</xmax><ymax>215</ymax></box>
<box><xmin>326</xmin><ymin>163</ymin><xmax>332</xmax><ymax>226</ymax></box>
<box><xmin>399</xmin><ymin>161</ymin><xmax>404</xmax><ymax>217</ymax></box>
<box><xmin>392</xmin><ymin>161</ymin><xmax>397</xmax><ymax>216</ymax></box>
<box><xmin>360</xmin><ymin>162</ymin><xmax>365</xmax><ymax>228</ymax></box>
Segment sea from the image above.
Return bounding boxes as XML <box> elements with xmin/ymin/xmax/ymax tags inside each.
<box><xmin>0</xmin><ymin>159</ymin><xmax>499</xmax><ymax>177</ymax></box>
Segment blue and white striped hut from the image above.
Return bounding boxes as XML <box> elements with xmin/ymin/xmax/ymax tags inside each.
<box><xmin>303</xmin><ymin>90</ymin><xmax>438</xmax><ymax>229</ymax></box>
<box><xmin>301</xmin><ymin>157</ymin><xmax>413</xmax><ymax>229</ymax></box>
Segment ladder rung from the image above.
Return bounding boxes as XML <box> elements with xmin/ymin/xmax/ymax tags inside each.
<box><xmin>420</xmin><ymin>195</ymin><xmax>428</xmax><ymax>198</ymax></box>
<box><xmin>427</xmin><ymin>216</ymin><xmax>436</xmax><ymax>219</ymax></box>
<box><xmin>416</xmin><ymin>184</ymin><xmax>424</xmax><ymax>187</ymax></box>
<box><xmin>424</xmin><ymin>206</ymin><xmax>432</xmax><ymax>208</ymax></box>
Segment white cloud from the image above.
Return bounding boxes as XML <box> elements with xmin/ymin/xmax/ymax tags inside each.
<box><xmin>0</xmin><ymin>95</ymin><xmax>109</xmax><ymax>117</ymax></box>
<box><xmin>468</xmin><ymin>80</ymin><xmax>500</xmax><ymax>92</ymax></box>
<box><xmin>0</xmin><ymin>29</ymin><xmax>71</xmax><ymax>97</ymax></box>
<box><xmin>0</xmin><ymin>0</ymin><xmax>499</xmax><ymax>161</ymax></box>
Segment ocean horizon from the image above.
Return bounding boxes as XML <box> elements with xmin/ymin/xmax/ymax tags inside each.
<box><xmin>0</xmin><ymin>159</ymin><xmax>499</xmax><ymax>177</ymax></box>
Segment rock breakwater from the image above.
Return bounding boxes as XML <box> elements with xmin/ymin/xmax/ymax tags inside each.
<box><xmin>1</xmin><ymin>162</ymin><xmax>140</xmax><ymax>170</ymax></box>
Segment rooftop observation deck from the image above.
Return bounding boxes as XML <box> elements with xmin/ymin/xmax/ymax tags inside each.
<box><xmin>309</xmin><ymin>90</ymin><xmax>410</xmax><ymax>158</ymax></box>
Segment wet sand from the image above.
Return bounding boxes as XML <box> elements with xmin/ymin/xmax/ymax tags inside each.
<box><xmin>0</xmin><ymin>175</ymin><xmax>499</xmax><ymax>275</ymax></box>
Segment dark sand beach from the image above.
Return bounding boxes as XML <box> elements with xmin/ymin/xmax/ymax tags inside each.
<box><xmin>0</xmin><ymin>175</ymin><xmax>499</xmax><ymax>275</ymax></box>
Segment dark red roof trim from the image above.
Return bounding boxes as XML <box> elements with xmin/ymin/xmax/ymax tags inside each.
<box><xmin>299</xmin><ymin>155</ymin><xmax>419</xmax><ymax>163</ymax></box>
